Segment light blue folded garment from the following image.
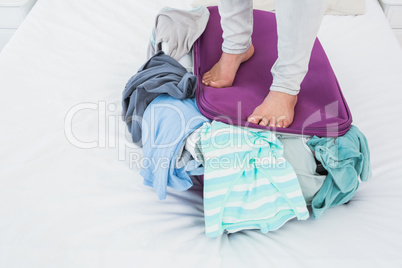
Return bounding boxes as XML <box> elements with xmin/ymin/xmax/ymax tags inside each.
<box><xmin>140</xmin><ymin>94</ymin><xmax>209</xmax><ymax>200</ymax></box>
<box><xmin>307</xmin><ymin>125</ymin><xmax>372</xmax><ymax>218</ymax></box>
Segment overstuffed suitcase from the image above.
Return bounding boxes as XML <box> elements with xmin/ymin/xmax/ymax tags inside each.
<box><xmin>193</xmin><ymin>6</ymin><xmax>352</xmax><ymax>137</ymax></box>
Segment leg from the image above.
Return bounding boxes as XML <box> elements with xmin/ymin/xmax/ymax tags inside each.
<box><xmin>201</xmin><ymin>0</ymin><xmax>255</xmax><ymax>88</ymax></box>
<box><xmin>248</xmin><ymin>0</ymin><xmax>328</xmax><ymax>127</ymax></box>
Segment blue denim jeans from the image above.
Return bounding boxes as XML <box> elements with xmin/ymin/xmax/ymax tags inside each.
<box><xmin>218</xmin><ymin>0</ymin><xmax>328</xmax><ymax>95</ymax></box>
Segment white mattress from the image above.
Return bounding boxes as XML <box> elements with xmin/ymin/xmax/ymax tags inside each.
<box><xmin>1</xmin><ymin>0</ymin><xmax>402</xmax><ymax>267</ymax></box>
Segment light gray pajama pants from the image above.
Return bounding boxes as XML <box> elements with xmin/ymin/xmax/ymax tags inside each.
<box><xmin>218</xmin><ymin>0</ymin><xmax>328</xmax><ymax>95</ymax></box>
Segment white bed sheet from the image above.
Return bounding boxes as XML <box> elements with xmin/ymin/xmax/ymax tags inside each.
<box><xmin>0</xmin><ymin>0</ymin><xmax>402</xmax><ymax>267</ymax></box>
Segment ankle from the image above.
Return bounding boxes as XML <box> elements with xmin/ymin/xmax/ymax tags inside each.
<box><xmin>222</xmin><ymin>44</ymin><xmax>254</xmax><ymax>59</ymax></box>
<box><xmin>270</xmin><ymin>90</ymin><xmax>296</xmax><ymax>98</ymax></box>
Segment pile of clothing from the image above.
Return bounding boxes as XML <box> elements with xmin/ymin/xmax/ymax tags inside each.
<box><xmin>121</xmin><ymin>6</ymin><xmax>371</xmax><ymax>237</ymax></box>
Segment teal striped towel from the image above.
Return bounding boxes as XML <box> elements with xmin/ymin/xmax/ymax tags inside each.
<box><xmin>199</xmin><ymin>121</ymin><xmax>309</xmax><ymax>237</ymax></box>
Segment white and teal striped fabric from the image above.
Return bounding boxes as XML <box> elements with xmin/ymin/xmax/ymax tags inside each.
<box><xmin>199</xmin><ymin>121</ymin><xmax>309</xmax><ymax>237</ymax></box>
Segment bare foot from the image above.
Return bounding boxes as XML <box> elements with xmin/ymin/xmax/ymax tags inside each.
<box><xmin>201</xmin><ymin>44</ymin><xmax>255</xmax><ymax>88</ymax></box>
<box><xmin>247</xmin><ymin>91</ymin><xmax>298</xmax><ymax>128</ymax></box>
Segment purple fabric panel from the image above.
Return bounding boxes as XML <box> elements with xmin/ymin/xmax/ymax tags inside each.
<box><xmin>194</xmin><ymin>7</ymin><xmax>352</xmax><ymax>137</ymax></box>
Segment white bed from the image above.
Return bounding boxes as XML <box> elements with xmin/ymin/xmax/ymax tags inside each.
<box><xmin>1</xmin><ymin>0</ymin><xmax>402</xmax><ymax>267</ymax></box>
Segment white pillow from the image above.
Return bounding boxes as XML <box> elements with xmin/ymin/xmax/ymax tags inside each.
<box><xmin>190</xmin><ymin>0</ymin><xmax>275</xmax><ymax>11</ymax></box>
<box><xmin>190</xmin><ymin>0</ymin><xmax>365</xmax><ymax>15</ymax></box>
<box><xmin>326</xmin><ymin>0</ymin><xmax>365</xmax><ymax>15</ymax></box>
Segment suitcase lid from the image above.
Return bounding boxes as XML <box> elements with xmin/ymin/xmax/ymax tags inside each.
<box><xmin>193</xmin><ymin>7</ymin><xmax>352</xmax><ymax>137</ymax></box>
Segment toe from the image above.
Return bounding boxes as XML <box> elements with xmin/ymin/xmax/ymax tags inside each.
<box><xmin>247</xmin><ymin>115</ymin><xmax>263</xmax><ymax>124</ymax></box>
<box><xmin>282</xmin><ymin>120</ymin><xmax>291</xmax><ymax>128</ymax></box>
<box><xmin>259</xmin><ymin>117</ymin><xmax>269</xmax><ymax>126</ymax></box>
<box><xmin>268</xmin><ymin>116</ymin><xmax>276</xmax><ymax>128</ymax></box>
<box><xmin>276</xmin><ymin>115</ymin><xmax>286</xmax><ymax>128</ymax></box>
<box><xmin>202</xmin><ymin>72</ymin><xmax>211</xmax><ymax>80</ymax></box>
<box><xmin>201</xmin><ymin>73</ymin><xmax>212</xmax><ymax>85</ymax></box>
<box><xmin>201</xmin><ymin>80</ymin><xmax>209</xmax><ymax>86</ymax></box>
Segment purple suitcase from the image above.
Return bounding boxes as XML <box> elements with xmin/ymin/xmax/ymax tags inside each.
<box><xmin>193</xmin><ymin>7</ymin><xmax>352</xmax><ymax>137</ymax></box>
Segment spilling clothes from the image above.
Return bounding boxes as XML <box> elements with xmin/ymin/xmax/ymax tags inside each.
<box><xmin>122</xmin><ymin>6</ymin><xmax>209</xmax><ymax>146</ymax></box>
<box><xmin>307</xmin><ymin>125</ymin><xmax>372</xmax><ymax>218</ymax></box>
<box><xmin>199</xmin><ymin>121</ymin><xmax>309</xmax><ymax>237</ymax></box>
<box><xmin>147</xmin><ymin>6</ymin><xmax>210</xmax><ymax>61</ymax></box>
<box><xmin>280</xmin><ymin>136</ymin><xmax>327</xmax><ymax>205</ymax></box>
<box><xmin>121</xmin><ymin>5</ymin><xmax>372</xmax><ymax>236</ymax></box>
<box><xmin>140</xmin><ymin>95</ymin><xmax>208</xmax><ymax>200</ymax></box>
<box><xmin>122</xmin><ymin>51</ymin><xmax>197</xmax><ymax>146</ymax></box>
<box><xmin>121</xmin><ymin>6</ymin><xmax>210</xmax><ymax>198</ymax></box>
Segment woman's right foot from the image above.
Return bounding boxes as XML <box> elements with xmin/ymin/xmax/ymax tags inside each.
<box><xmin>247</xmin><ymin>91</ymin><xmax>298</xmax><ymax>128</ymax></box>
